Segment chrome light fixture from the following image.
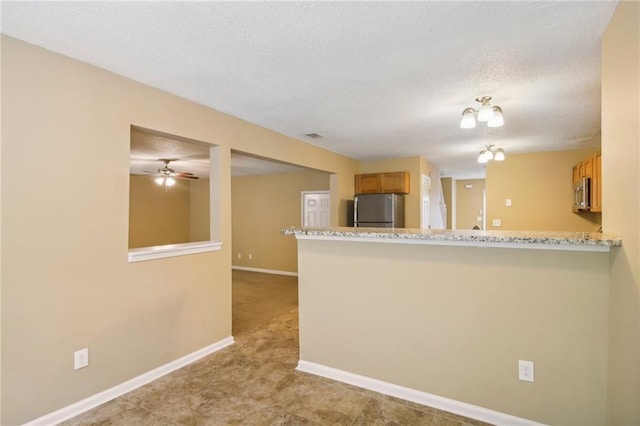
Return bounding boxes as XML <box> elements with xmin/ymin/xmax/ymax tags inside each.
<box><xmin>477</xmin><ymin>144</ymin><xmax>505</xmax><ymax>163</ymax></box>
<box><xmin>460</xmin><ymin>96</ymin><xmax>504</xmax><ymax>129</ymax></box>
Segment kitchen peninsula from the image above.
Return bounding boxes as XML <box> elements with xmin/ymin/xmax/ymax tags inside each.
<box><xmin>282</xmin><ymin>226</ymin><xmax>620</xmax><ymax>425</ymax></box>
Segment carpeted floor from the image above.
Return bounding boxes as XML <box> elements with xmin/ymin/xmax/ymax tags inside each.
<box><xmin>61</xmin><ymin>271</ymin><xmax>491</xmax><ymax>425</ymax></box>
<box><xmin>232</xmin><ymin>269</ymin><xmax>298</xmax><ymax>336</ymax></box>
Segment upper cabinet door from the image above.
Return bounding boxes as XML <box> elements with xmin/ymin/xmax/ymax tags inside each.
<box><xmin>355</xmin><ymin>172</ymin><xmax>410</xmax><ymax>194</ymax></box>
<box><xmin>355</xmin><ymin>173</ymin><xmax>382</xmax><ymax>194</ymax></box>
<box><xmin>380</xmin><ymin>172</ymin><xmax>410</xmax><ymax>194</ymax></box>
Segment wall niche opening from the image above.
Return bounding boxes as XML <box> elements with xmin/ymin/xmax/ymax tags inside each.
<box><xmin>128</xmin><ymin>126</ymin><xmax>220</xmax><ymax>261</ymax></box>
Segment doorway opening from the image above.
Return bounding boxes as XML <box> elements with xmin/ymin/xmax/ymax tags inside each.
<box><xmin>230</xmin><ymin>151</ymin><xmax>331</xmax><ymax>335</ymax></box>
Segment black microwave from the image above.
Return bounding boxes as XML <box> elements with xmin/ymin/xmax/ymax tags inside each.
<box><xmin>573</xmin><ymin>177</ymin><xmax>590</xmax><ymax>211</ymax></box>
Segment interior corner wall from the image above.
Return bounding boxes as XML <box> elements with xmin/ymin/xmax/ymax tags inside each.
<box><xmin>485</xmin><ymin>149</ymin><xmax>602</xmax><ymax>231</ymax></box>
<box><xmin>359</xmin><ymin>157</ymin><xmax>422</xmax><ymax>228</ymax></box>
<box><xmin>0</xmin><ymin>35</ymin><xmax>358</xmax><ymax>425</ymax></box>
<box><xmin>231</xmin><ymin>170</ymin><xmax>330</xmax><ymax>273</ymax></box>
<box><xmin>455</xmin><ymin>179</ymin><xmax>484</xmax><ymax>230</ymax></box>
<box><xmin>602</xmin><ymin>2</ymin><xmax>640</xmax><ymax>424</ymax></box>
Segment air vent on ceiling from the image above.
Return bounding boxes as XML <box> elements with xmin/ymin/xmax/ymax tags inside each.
<box><xmin>304</xmin><ymin>133</ymin><xmax>324</xmax><ymax>139</ymax></box>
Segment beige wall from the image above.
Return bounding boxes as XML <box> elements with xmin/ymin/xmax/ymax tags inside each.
<box><xmin>298</xmin><ymin>239</ymin><xmax>609</xmax><ymax>424</ymax></box>
<box><xmin>232</xmin><ymin>170</ymin><xmax>330</xmax><ymax>273</ymax></box>
<box><xmin>189</xmin><ymin>178</ymin><xmax>211</xmax><ymax>242</ymax></box>
<box><xmin>441</xmin><ymin>177</ymin><xmax>453</xmax><ymax>229</ymax></box>
<box><xmin>0</xmin><ymin>36</ymin><xmax>358</xmax><ymax>424</ymax></box>
<box><xmin>486</xmin><ymin>149</ymin><xmax>602</xmax><ymax>231</ymax></box>
<box><xmin>602</xmin><ymin>2</ymin><xmax>640</xmax><ymax>424</ymax></box>
<box><xmin>455</xmin><ymin>179</ymin><xmax>484</xmax><ymax>230</ymax></box>
<box><xmin>129</xmin><ymin>176</ymin><xmax>210</xmax><ymax>248</ymax></box>
<box><xmin>129</xmin><ymin>175</ymin><xmax>191</xmax><ymax>248</ymax></box>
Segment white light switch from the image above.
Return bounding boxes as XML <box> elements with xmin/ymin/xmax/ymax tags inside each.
<box><xmin>506</xmin><ymin>199</ymin><xmax>512</xmax><ymax>207</ymax></box>
<box><xmin>492</xmin><ymin>219</ymin><xmax>502</xmax><ymax>227</ymax></box>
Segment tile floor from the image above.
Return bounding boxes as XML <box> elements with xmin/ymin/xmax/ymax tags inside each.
<box><xmin>61</xmin><ymin>273</ymin><xmax>492</xmax><ymax>425</ymax></box>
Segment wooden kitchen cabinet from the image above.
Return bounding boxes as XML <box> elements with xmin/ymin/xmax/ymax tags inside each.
<box><xmin>355</xmin><ymin>172</ymin><xmax>410</xmax><ymax>194</ymax></box>
<box><xmin>354</xmin><ymin>173</ymin><xmax>382</xmax><ymax>193</ymax></box>
<box><xmin>572</xmin><ymin>151</ymin><xmax>602</xmax><ymax>212</ymax></box>
<box><xmin>591</xmin><ymin>151</ymin><xmax>602</xmax><ymax>212</ymax></box>
<box><xmin>573</xmin><ymin>157</ymin><xmax>593</xmax><ymax>182</ymax></box>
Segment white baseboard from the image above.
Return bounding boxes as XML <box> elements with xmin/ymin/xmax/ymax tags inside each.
<box><xmin>23</xmin><ymin>337</ymin><xmax>235</xmax><ymax>426</ymax></box>
<box><xmin>296</xmin><ymin>360</ymin><xmax>547</xmax><ymax>426</ymax></box>
<box><xmin>232</xmin><ymin>266</ymin><xmax>298</xmax><ymax>277</ymax></box>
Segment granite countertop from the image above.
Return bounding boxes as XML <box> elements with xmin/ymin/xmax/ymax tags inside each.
<box><xmin>282</xmin><ymin>226</ymin><xmax>622</xmax><ymax>251</ymax></box>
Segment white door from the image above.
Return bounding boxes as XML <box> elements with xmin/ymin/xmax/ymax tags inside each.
<box><xmin>421</xmin><ymin>175</ymin><xmax>431</xmax><ymax>229</ymax></box>
<box><xmin>302</xmin><ymin>191</ymin><xmax>331</xmax><ymax>227</ymax></box>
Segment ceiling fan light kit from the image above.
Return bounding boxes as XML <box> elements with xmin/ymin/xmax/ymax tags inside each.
<box><xmin>460</xmin><ymin>96</ymin><xmax>504</xmax><ymax>129</ymax></box>
<box><xmin>155</xmin><ymin>176</ymin><xmax>176</xmax><ymax>187</ymax></box>
<box><xmin>145</xmin><ymin>158</ymin><xmax>199</xmax><ymax>188</ymax></box>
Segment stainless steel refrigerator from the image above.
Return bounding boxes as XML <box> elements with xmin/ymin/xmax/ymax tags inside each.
<box><xmin>354</xmin><ymin>193</ymin><xmax>405</xmax><ymax>228</ymax></box>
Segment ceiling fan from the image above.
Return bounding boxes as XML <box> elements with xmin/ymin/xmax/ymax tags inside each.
<box><xmin>145</xmin><ymin>158</ymin><xmax>199</xmax><ymax>187</ymax></box>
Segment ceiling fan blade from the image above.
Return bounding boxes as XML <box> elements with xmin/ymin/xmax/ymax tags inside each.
<box><xmin>176</xmin><ymin>174</ymin><xmax>199</xmax><ymax>180</ymax></box>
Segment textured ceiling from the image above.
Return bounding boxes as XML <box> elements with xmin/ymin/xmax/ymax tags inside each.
<box><xmin>1</xmin><ymin>1</ymin><xmax>617</xmax><ymax>178</ymax></box>
<box><xmin>130</xmin><ymin>127</ymin><xmax>211</xmax><ymax>178</ymax></box>
<box><xmin>130</xmin><ymin>127</ymin><xmax>306</xmax><ymax>178</ymax></box>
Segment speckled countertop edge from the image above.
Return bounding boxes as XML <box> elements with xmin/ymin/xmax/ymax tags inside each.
<box><xmin>281</xmin><ymin>227</ymin><xmax>622</xmax><ymax>247</ymax></box>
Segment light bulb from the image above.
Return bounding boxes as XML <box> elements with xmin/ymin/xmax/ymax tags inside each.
<box><xmin>155</xmin><ymin>176</ymin><xmax>165</xmax><ymax>185</ymax></box>
<box><xmin>483</xmin><ymin>148</ymin><xmax>494</xmax><ymax>161</ymax></box>
<box><xmin>487</xmin><ymin>106</ymin><xmax>504</xmax><ymax>127</ymax></box>
<box><xmin>494</xmin><ymin>148</ymin><xmax>505</xmax><ymax>161</ymax></box>
<box><xmin>165</xmin><ymin>176</ymin><xmax>176</xmax><ymax>187</ymax></box>
<box><xmin>477</xmin><ymin>103</ymin><xmax>494</xmax><ymax>122</ymax></box>
<box><xmin>460</xmin><ymin>108</ymin><xmax>476</xmax><ymax>129</ymax></box>
<box><xmin>478</xmin><ymin>150</ymin><xmax>489</xmax><ymax>164</ymax></box>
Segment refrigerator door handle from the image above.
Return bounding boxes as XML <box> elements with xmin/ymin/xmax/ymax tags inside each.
<box><xmin>353</xmin><ymin>197</ymin><xmax>358</xmax><ymax>225</ymax></box>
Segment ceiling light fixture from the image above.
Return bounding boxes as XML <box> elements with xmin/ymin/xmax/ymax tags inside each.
<box><xmin>460</xmin><ymin>96</ymin><xmax>504</xmax><ymax>129</ymax></box>
<box><xmin>155</xmin><ymin>175</ymin><xmax>176</xmax><ymax>187</ymax></box>
<box><xmin>478</xmin><ymin>144</ymin><xmax>505</xmax><ymax>164</ymax></box>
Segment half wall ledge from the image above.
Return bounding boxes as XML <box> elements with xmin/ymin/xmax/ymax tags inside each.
<box><xmin>281</xmin><ymin>227</ymin><xmax>621</xmax><ymax>252</ymax></box>
<box><xmin>128</xmin><ymin>241</ymin><xmax>222</xmax><ymax>262</ymax></box>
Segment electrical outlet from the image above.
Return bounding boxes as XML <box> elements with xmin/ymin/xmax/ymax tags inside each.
<box><xmin>506</xmin><ymin>198</ymin><xmax>512</xmax><ymax>207</ymax></box>
<box><xmin>492</xmin><ymin>219</ymin><xmax>502</xmax><ymax>227</ymax></box>
<box><xmin>518</xmin><ymin>360</ymin><xmax>534</xmax><ymax>382</ymax></box>
<box><xmin>248</xmin><ymin>254</ymin><xmax>253</xmax><ymax>260</ymax></box>
<box><xmin>237</xmin><ymin>253</ymin><xmax>241</xmax><ymax>259</ymax></box>
<box><xmin>74</xmin><ymin>348</ymin><xmax>89</xmax><ymax>370</ymax></box>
